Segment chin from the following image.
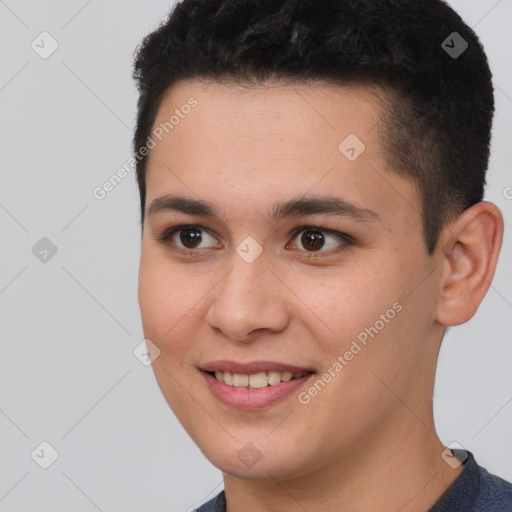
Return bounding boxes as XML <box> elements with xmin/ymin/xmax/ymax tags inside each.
<box><xmin>196</xmin><ymin>436</ymin><xmax>313</xmax><ymax>481</ymax></box>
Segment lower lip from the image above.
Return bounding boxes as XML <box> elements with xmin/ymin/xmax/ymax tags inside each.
<box><xmin>201</xmin><ymin>371</ymin><xmax>314</xmax><ymax>410</ymax></box>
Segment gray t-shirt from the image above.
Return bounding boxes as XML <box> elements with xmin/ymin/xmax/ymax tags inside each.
<box><xmin>195</xmin><ymin>451</ymin><xmax>512</xmax><ymax>511</ymax></box>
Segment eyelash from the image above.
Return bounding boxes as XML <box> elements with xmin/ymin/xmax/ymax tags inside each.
<box><xmin>156</xmin><ymin>224</ymin><xmax>355</xmax><ymax>259</ymax></box>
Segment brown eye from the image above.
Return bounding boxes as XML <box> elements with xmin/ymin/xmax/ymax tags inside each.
<box><xmin>288</xmin><ymin>226</ymin><xmax>354</xmax><ymax>257</ymax></box>
<box><xmin>157</xmin><ymin>225</ymin><xmax>220</xmax><ymax>253</ymax></box>
<box><xmin>300</xmin><ymin>230</ymin><xmax>325</xmax><ymax>252</ymax></box>
<box><xmin>179</xmin><ymin>227</ymin><xmax>204</xmax><ymax>249</ymax></box>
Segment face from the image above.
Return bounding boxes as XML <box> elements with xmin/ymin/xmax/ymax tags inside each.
<box><xmin>138</xmin><ymin>79</ymin><xmax>445</xmax><ymax>481</ymax></box>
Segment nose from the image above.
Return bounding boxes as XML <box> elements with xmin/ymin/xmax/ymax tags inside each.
<box><xmin>204</xmin><ymin>252</ymin><xmax>291</xmax><ymax>342</ymax></box>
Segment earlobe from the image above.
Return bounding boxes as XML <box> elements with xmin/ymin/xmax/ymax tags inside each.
<box><xmin>435</xmin><ymin>202</ymin><xmax>503</xmax><ymax>327</ymax></box>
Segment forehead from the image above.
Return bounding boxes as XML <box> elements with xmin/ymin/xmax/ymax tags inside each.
<box><xmin>153</xmin><ymin>78</ymin><xmax>384</xmax><ymax>154</ymax></box>
<box><xmin>144</xmin><ymin>79</ymin><xmax>420</xmax><ymax>228</ymax></box>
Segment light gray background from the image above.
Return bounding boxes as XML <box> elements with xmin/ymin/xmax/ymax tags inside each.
<box><xmin>0</xmin><ymin>1</ymin><xmax>511</xmax><ymax>510</ymax></box>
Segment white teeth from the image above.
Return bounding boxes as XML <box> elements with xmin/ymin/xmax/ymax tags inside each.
<box><xmin>212</xmin><ymin>370</ymin><xmax>307</xmax><ymax>388</ymax></box>
<box><xmin>281</xmin><ymin>371</ymin><xmax>293</xmax><ymax>382</ymax></box>
<box><xmin>267</xmin><ymin>371</ymin><xmax>282</xmax><ymax>386</ymax></box>
<box><xmin>248</xmin><ymin>372</ymin><xmax>268</xmax><ymax>388</ymax></box>
<box><xmin>232</xmin><ymin>373</ymin><xmax>249</xmax><ymax>387</ymax></box>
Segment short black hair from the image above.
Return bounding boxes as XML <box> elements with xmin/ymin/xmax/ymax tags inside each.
<box><xmin>132</xmin><ymin>0</ymin><xmax>494</xmax><ymax>254</ymax></box>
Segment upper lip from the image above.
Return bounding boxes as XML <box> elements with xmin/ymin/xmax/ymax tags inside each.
<box><xmin>200</xmin><ymin>360</ymin><xmax>315</xmax><ymax>374</ymax></box>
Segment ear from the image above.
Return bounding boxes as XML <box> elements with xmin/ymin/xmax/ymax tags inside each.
<box><xmin>435</xmin><ymin>202</ymin><xmax>504</xmax><ymax>326</ymax></box>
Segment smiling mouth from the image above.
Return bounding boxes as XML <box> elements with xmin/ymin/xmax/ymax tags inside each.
<box><xmin>204</xmin><ymin>370</ymin><xmax>314</xmax><ymax>389</ymax></box>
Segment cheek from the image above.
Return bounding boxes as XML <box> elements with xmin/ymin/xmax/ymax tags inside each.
<box><xmin>302</xmin><ymin>258</ymin><xmax>428</xmax><ymax>401</ymax></box>
<box><xmin>138</xmin><ymin>248</ymin><xmax>201</xmax><ymax>353</ymax></box>
<box><xmin>304</xmin><ymin>266</ymin><xmax>396</xmax><ymax>348</ymax></box>
<box><xmin>138</xmin><ymin>252</ymin><xmax>207</xmax><ymax>416</ymax></box>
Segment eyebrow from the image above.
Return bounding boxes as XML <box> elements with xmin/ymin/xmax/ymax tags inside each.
<box><xmin>147</xmin><ymin>194</ymin><xmax>381</xmax><ymax>223</ymax></box>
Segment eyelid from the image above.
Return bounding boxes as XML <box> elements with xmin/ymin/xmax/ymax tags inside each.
<box><xmin>156</xmin><ymin>224</ymin><xmax>220</xmax><ymax>248</ymax></box>
<box><xmin>287</xmin><ymin>225</ymin><xmax>355</xmax><ymax>257</ymax></box>
<box><xmin>289</xmin><ymin>225</ymin><xmax>354</xmax><ymax>244</ymax></box>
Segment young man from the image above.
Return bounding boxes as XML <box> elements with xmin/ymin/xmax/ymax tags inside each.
<box><xmin>133</xmin><ymin>0</ymin><xmax>512</xmax><ymax>510</ymax></box>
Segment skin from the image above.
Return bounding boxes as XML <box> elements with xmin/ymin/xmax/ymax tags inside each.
<box><xmin>138</xmin><ymin>79</ymin><xmax>503</xmax><ymax>511</ymax></box>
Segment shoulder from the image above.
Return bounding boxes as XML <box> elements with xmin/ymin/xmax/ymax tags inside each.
<box><xmin>475</xmin><ymin>463</ymin><xmax>512</xmax><ymax>511</ymax></box>
<box><xmin>194</xmin><ymin>490</ymin><xmax>226</xmax><ymax>512</ymax></box>
<box><xmin>430</xmin><ymin>450</ymin><xmax>512</xmax><ymax>512</ymax></box>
